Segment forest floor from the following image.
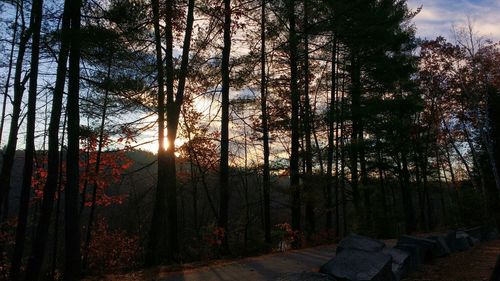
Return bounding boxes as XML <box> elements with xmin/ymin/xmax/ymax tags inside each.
<box><xmin>87</xmin><ymin>239</ymin><xmax>500</xmax><ymax>281</ymax></box>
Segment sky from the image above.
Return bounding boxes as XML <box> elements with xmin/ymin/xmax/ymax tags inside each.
<box><xmin>408</xmin><ymin>0</ymin><xmax>500</xmax><ymax>41</ymax></box>
<box><xmin>0</xmin><ymin>0</ymin><xmax>499</xmax><ymax>153</ymax></box>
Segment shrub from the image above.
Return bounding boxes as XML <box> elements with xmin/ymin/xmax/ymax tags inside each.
<box><xmin>86</xmin><ymin>217</ymin><xmax>141</xmax><ymax>274</ymax></box>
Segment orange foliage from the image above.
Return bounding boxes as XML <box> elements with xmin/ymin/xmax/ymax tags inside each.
<box><xmin>86</xmin><ymin>217</ymin><xmax>141</xmax><ymax>274</ymax></box>
<box><xmin>30</xmin><ymin>133</ymin><xmax>132</xmax><ymax>207</ymax></box>
<box><xmin>0</xmin><ymin>217</ymin><xmax>17</xmax><ymax>278</ymax></box>
<box><xmin>203</xmin><ymin>225</ymin><xmax>226</xmax><ymax>247</ymax></box>
<box><xmin>274</xmin><ymin>223</ymin><xmax>303</xmax><ymax>251</ymax></box>
<box><xmin>79</xmin><ymin>134</ymin><xmax>132</xmax><ymax>207</ymax></box>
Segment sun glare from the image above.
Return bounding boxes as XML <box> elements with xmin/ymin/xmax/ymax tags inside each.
<box><xmin>140</xmin><ymin>137</ymin><xmax>185</xmax><ymax>156</ymax></box>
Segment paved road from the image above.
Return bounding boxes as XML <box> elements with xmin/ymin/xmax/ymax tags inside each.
<box><xmin>158</xmin><ymin>245</ymin><xmax>337</xmax><ymax>281</ymax></box>
<box><xmin>95</xmin><ymin>240</ymin><xmax>397</xmax><ymax>281</ymax></box>
<box><xmin>97</xmin><ymin>244</ymin><xmax>338</xmax><ymax>281</ymax></box>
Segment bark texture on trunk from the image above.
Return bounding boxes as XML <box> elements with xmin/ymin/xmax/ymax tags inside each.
<box><xmin>10</xmin><ymin>0</ymin><xmax>43</xmax><ymax>277</ymax></box>
<box><xmin>23</xmin><ymin>0</ymin><xmax>70</xmax><ymax>278</ymax></box>
<box><xmin>287</xmin><ymin>0</ymin><xmax>301</xmax><ymax>231</ymax></box>
<box><xmin>64</xmin><ymin>0</ymin><xmax>83</xmax><ymax>276</ymax></box>
<box><xmin>219</xmin><ymin>0</ymin><xmax>232</xmax><ymax>253</ymax></box>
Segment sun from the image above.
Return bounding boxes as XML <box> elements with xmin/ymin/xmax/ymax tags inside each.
<box><xmin>139</xmin><ymin>136</ymin><xmax>185</xmax><ymax>155</ymax></box>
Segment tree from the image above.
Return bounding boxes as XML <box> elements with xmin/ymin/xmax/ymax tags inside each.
<box><xmin>301</xmin><ymin>0</ymin><xmax>315</xmax><ymax>236</ymax></box>
<box><xmin>324</xmin><ymin>0</ymin><xmax>420</xmax><ymax>232</ymax></box>
<box><xmin>146</xmin><ymin>0</ymin><xmax>168</xmax><ymax>265</ymax></box>
<box><xmin>10</xmin><ymin>0</ymin><xmax>43</xmax><ymax>277</ymax></box>
<box><xmin>325</xmin><ymin>36</ymin><xmax>337</xmax><ymax>234</ymax></box>
<box><xmin>24</xmin><ymin>0</ymin><xmax>72</xmax><ymax>278</ymax></box>
<box><xmin>260</xmin><ymin>0</ymin><xmax>271</xmax><ymax>245</ymax></box>
<box><xmin>218</xmin><ymin>0</ymin><xmax>232</xmax><ymax>253</ymax></box>
<box><xmin>287</xmin><ymin>0</ymin><xmax>301</xmax><ymax>231</ymax></box>
<box><xmin>0</xmin><ymin>0</ymin><xmax>31</xmax><ymax>221</ymax></box>
<box><xmin>0</xmin><ymin>2</ymin><xmax>19</xmax><ymax>147</ymax></box>
<box><xmin>147</xmin><ymin>0</ymin><xmax>195</xmax><ymax>263</ymax></box>
<box><xmin>64</xmin><ymin>0</ymin><xmax>83</xmax><ymax>275</ymax></box>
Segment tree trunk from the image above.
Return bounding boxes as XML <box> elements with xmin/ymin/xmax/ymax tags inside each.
<box><xmin>218</xmin><ymin>0</ymin><xmax>232</xmax><ymax>253</ymax></box>
<box><xmin>51</xmin><ymin>113</ymin><xmax>67</xmax><ymax>279</ymax></box>
<box><xmin>326</xmin><ymin>37</ymin><xmax>336</xmax><ymax>233</ymax></box>
<box><xmin>489</xmin><ymin>255</ymin><xmax>500</xmax><ymax>281</ymax></box>
<box><xmin>340</xmin><ymin>56</ymin><xmax>347</xmax><ymax>236</ymax></box>
<box><xmin>0</xmin><ymin>1</ymin><xmax>31</xmax><ymax>221</ymax></box>
<box><xmin>414</xmin><ymin>148</ymin><xmax>425</xmax><ymax>230</ymax></box>
<box><xmin>287</xmin><ymin>0</ymin><xmax>301</xmax><ymax>232</ymax></box>
<box><xmin>168</xmin><ymin>0</ymin><xmax>195</xmax><ymax>258</ymax></box>
<box><xmin>436</xmin><ymin>148</ymin><xmax>447</xmax><ymax>223</ymax></box>
<box><xmin>0</xmin><ymin>3</ymin><xmax>19</xmax><ymax>146</ymax></box>
<box><xmin>10</xmin><ymin>0</ymin><xmax>43</xmax><ymax>277</ymax></box>
<box><xmin>146</xmin><ymin>0</ymin><xmax>168</xmax><ymax>264</ymax></box>
<box><xmin>375</xmin><ymin>138</ymin><xmax>387</xmax><ymax>218</ymax></box>
<box><xmin>349</xmin><ymin>53</ymin><xmax>361</xmax><ymax>210</ymax></box>
<box><xmin>487</xmin><ymin>86</ymin><xmax>500</xmax><ymax>227</ymax></box>
<box><xmin>164</xmin><ymin>0</ymin><xmax>179</xmax><ymax>259</ymax></box>
<box><xmin>23</xmin><ymin>0</ymin><xmax>70</xmax><ymax>277</ymax></box>
<box><xmin>64</xmin><ymin>0</ymin><xmax>83</xmax><ymax>276</ymax></box>
<box><xmin>148</xmin><ymin>0</ymin><xmax>195</xmax><ymax>263</ymax></box>
<box><xmin>459</xmin><ymin>116</ymin><xmax>485</xmax><ymax>189</ymax></box>
<box><xmin>191</xmin><ymin>161</ymin><xmax>198</xmax><ymax>232</ymax></box>
<box><xmin>82</xmin><ymin>57</ymin><xmax>112</xmax><ymax>270</ymax></box>
<box><xmin>260</xmin><ymin>0</ymin><xmax>271</xmax><ymax>245</ymax></box>
<box><xmin>243</xmin><ymin>121</ymin><xmax>250</xmax><ymax>252</ymax></box>
<box><xmin>302</xmin><ymin>0</ymin><xmax>314</xmax><ymax>236</ymax></box>
<box><xmin>444</xmin><ymin>142</ymin><xmax>463</xmax><ymax>223</ymax></box>
<box><xmin>400</xmin><ymin>151</ymin><xmax>416</xmax><ymax>233</ymax></box>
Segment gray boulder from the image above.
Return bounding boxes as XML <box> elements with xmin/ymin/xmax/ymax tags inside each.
<box><xmin>485</xmin><ymin>229</ymin><xmax>500</xmax><ymax>241</ymax></box>
<box><xmin>336</xmin><ymin>234</ymin><xmax>386</xmax><ymax>254</ymax></box>
<box><xmin>394</xmin><ymin>243</ymin><xmax>421</xmax><ymax>271</ymax></box>
<box><xmin>465</xmin><ymin>226</ymin><xmax>483</xmax><ymax>241</ymax></box>
<box><xmin>445</xmin><ymin>230</ymin><xmax>457</xmax><ymax>251</ymax></box>
<box><xmin>426</xmin><ymin>235</ymin><xmax>451</xmax><ymax>257</ymax></box>
<box><xmin>396</xmin><ymin>235</ymin><xmax>437</xmax><ymax>261</ymax></box>
<box><xmin>455</xmin><ymin>231</ymin><xmax>471</xmax><ymax>251</ymax></box>
<box><xmin>467</xmin><ymin>236</ymin><xmax>480</xmax><ymax>246</ymax></box>
<box><xmin>382</xmin><ymin>248</ymin><xmax>410</xmax><ymax>281</ymax></box>
<box><xmin>320</xmin><ymin>249</ymin><xmax>393</xmax><ymax>281</ymax></box>
<box><xmin>481</xmin><ymin>226</ymin><xmax>499</xmax><ymax>241</ymax></box>
<box><xmin>275</xmin><ymin>272</ymin><xmax>336</xmax><ymax>281</ymax></box>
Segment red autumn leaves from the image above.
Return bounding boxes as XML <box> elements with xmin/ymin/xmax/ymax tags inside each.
<box><xmin>31</xmin><ymin>133</ymin><xmax>132</xmax><ymax>207</ymax></box>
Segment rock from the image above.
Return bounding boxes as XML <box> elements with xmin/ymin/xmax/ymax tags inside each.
<box><xmin>320</xmin><ymin>249</ymin><xmax>393</xmax><ymax>281</ymax></box>
<box><xmin>467</xmin><ymin>236</ymin><xmax>481</xmax><ymax>246</ymax></box>
<box><xmin>445</xmin><ymin>230</ymin><xmax>457</xmax><ymax>251</ymax></box>
<box><xmin>465</xmin><ymin>226</ymin><xmax>483</xmax><ymax>241</ymax></box>
<box><xmin>455</xmin><ymin>230</ymin><xmax>478</xmax><ymax>247</ymax></box>
<box><xmin>426</xmin><ymin>235</ymin><xmax>451</xmax><ymax>257</ymax></box>
<box><xmin>485</xmin><ymin>229</ymin><xmax>500</xmax><ymax>241</ymax></box>
<box><xmin>336</xmin><ymin>234</ymin><xmax>386</xmax><ymax>254</ymax></box>
<box><xmin>394</xmin><ymin>243</ymin><xmax>421</xmax><ymax>271</ymax></box>
<box><xmin>382</xmin><ymin>248</ymin><xmax>410</xmax><ymax>281</ymax></box>
<box><xmin>481</xmin><ymin>226</ymin><xmax>499</xmax><ymax>241</ymax></box>
<box><xmin>455</xmin><ymin>231</ymin><xmax>471</xmax><ymax>251</ymax></box>
<box><xmin>390</xmin><ymin>263</ymin><xmax>403</xmax><ymax>281</ymax></box>
<box><xmin>396</xmin><ymin>235</ymin><xmax>437</xmax><ymax>261</ymax></box>
<box><xmin>275</xmin><ymin>272</ymin><xmax>336</xmax><ymax>281</ymax></box>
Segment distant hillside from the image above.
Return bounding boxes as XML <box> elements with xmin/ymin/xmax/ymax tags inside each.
<box><xmin>0</xmin><ymin>149</ymin><xmax>157</xmax><ymax>216</ymax></box>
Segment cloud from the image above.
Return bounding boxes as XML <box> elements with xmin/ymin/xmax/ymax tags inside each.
<box><xmin>407</xmin><ymin>0</ymin><xmax>500</xmax><ymax>41</ymax></box>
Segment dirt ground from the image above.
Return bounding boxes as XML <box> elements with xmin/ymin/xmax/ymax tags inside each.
<box><xmin>404</xmin><ymin>239</ymin><xmax>500</xmax><ymax>281</ymax></box>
